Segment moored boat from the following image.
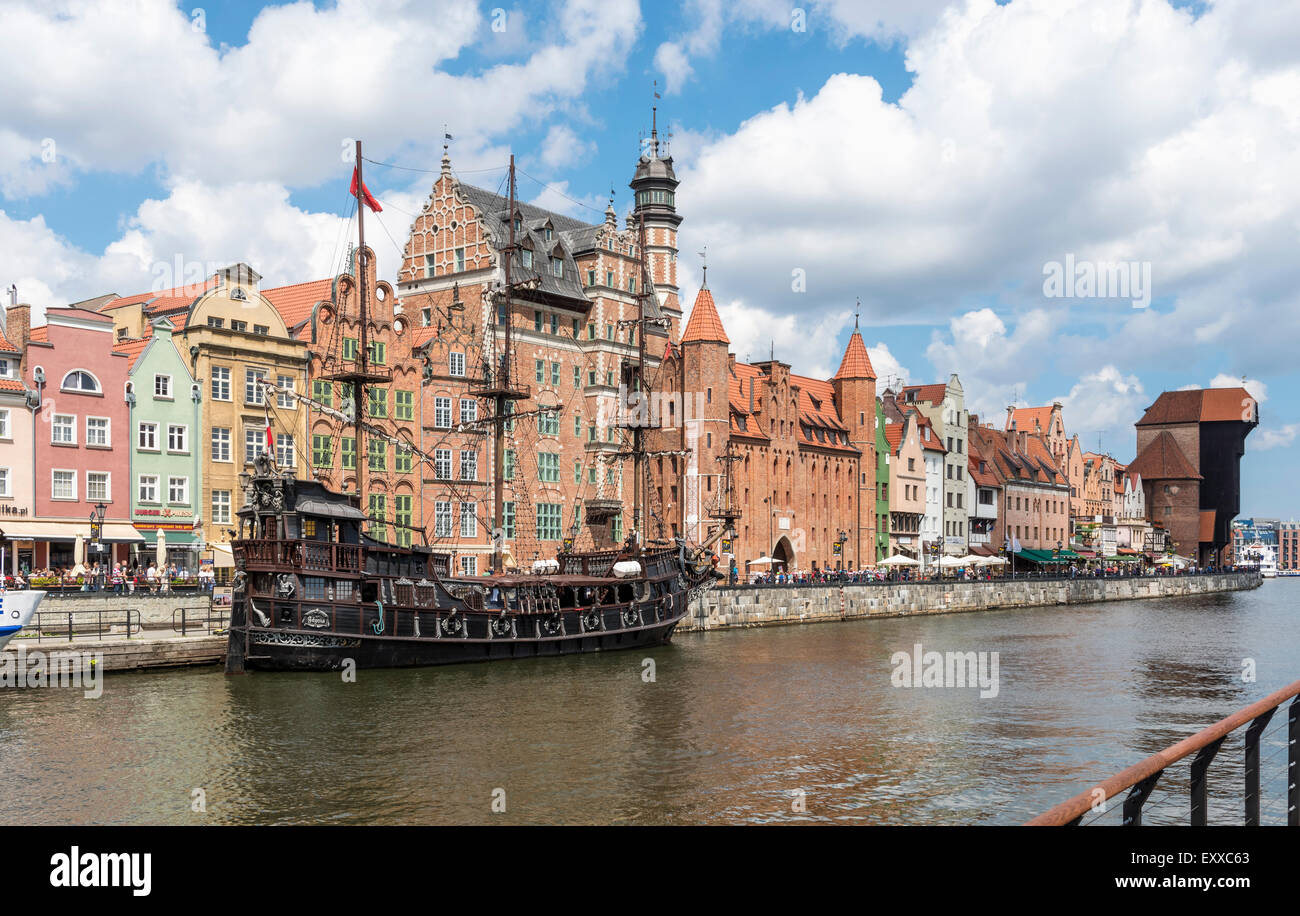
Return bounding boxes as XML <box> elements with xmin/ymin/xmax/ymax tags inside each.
<box><xmin>0</xmin><ymin>589</ymin><xmax>45</xmax><ymax>651</ymax></box>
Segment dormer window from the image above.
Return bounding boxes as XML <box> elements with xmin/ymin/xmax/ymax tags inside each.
<box><xmin>550</xmin><ymin>256</ymin><xmax>563</xmax><ymax>278</ymax></box>
<box><xmin>520</xmin><ymin>248</ymin><xmax>533</xmax><ymax>269</ymax></box>
<box><xmin>61</xmin><ymin>369</ymin><xmax>100</xmax><ymax>393</ymax></box>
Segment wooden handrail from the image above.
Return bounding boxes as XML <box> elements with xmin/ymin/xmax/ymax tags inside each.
<box><xmin>1027</xmin><ymin>677</ymin><xmax>1300</xmax><ymax>825</ymax></box>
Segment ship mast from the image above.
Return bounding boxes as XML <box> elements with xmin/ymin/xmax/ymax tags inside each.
<box><xmin>633</xmin><ymin>212</ymin><xmax>650</xmax><ymax>546</ymax></box>
<box><xmin>493</xmin><ymin>157</ymin><xmax>517</xmax><ymax>572</ymax></box>
<box><xmin>354</xmin><ymin>139</ymin><xmax>369</xmax><ymax>501</ymax></box>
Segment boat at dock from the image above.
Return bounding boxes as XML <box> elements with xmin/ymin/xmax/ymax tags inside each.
<box><xmin>0</xmin><ymin>589</ymin><xmax>45</xmax><ymax>651</ymax></box>
<box><xmin>225</xmin><ymin>147</ymin><xmax>737</xmax><ymax>673</ymax></box>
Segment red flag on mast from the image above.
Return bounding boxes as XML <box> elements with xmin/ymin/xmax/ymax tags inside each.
<box><xmin>350</xmin><ymin>166</ymin><xmax>382</xmax><ymax>212</ymax></box>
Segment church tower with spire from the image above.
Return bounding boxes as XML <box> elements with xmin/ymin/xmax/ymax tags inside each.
<box><xmin>629</xmin><ymin>106</ymin><xmax>683</xmax><ymax>341</ymax></box>
<box><xmin>832</xmin><ymin>311</ymin><xmax>879</xmax><ymax>565</ymax></box>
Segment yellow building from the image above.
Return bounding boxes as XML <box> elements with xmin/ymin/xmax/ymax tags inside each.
<box><xmin>100</xmin><ymin>264</ymin><xmax>310</xmax><ymax>561</ymax></box>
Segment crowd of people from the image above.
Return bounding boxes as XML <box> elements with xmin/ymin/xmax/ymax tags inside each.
<box><xmin>4</xmin><ymin>560</ymin><xmax>216</xmax><ymax>593</ymax></box>
<box><xmin>733</xmin><ymin>562</ymin><xmax>1247</xmax><ymax>587</ymax></box>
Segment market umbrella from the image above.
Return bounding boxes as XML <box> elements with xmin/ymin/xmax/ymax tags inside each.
<box><xmin>879</xmin><ymin>554</ymin><xmax>920</xmax><ymax>567</ymax></box>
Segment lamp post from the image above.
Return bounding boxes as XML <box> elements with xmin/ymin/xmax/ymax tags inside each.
<box><xmin>835</xmin><ymin>529</ymin><xmax>848</xmax><ymax>572</ymax></box>
<box><xmin>89</xmin><ymin>502</ymin><xmax>106</xmax><ymax>591</ymax></box>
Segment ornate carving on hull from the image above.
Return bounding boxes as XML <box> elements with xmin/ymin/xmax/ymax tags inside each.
<box><xmin>302</xmin><ymin>608</ymin><xmax>330</xmax><ymax>629</ymax></box>
<box><xmin>252</xmin><ymin>631</ymin><xmax>361</xmax><ymax>649</ymax></box>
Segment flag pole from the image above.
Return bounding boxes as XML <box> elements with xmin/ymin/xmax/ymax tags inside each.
<box><xmin>355</xmin><ymin>139</ymin><xmax>369</xmax><ymax>506</ymax></box>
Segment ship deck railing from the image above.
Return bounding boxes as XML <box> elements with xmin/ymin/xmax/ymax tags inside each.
<box><xmin>1028</xmin><ymin>677</ymin><xmax>1300</xmax><ymax>826</ymax></box>
<box><xmin>237</xmin><ymin>539</ymin><xmax>364</xmax><ymax>574</ymax></box>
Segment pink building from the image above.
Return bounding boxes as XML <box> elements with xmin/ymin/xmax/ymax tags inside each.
<box><xmin>17</xmin><ymin>306</ymin><xmax>139</xmax><ymax>569</ymax></box>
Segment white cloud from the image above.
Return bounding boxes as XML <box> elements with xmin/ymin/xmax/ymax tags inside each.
<box><xmin>868</xmin><ymin>342</ymin><xmax>909</xmax><ymax>389</ymax></box>
<box><xmin>1053</xmin><ymin>365</ymin><xmax>1148</xmax><ymax>457</ymax></box>
<box><xmin>925</xmin><ymin>307</ymin><xmax>1060</xmax><ymax>420</ymax></box>
<box><xmin>653</xmin><ymin>42</ymin><xmax>695</xmax><ymax>96</ymax></box>
<box><xmin>1253</xmin><ymin>423</ymin><xmax>1298</xmax><ymax>450</ymax></box>
<box><xmin>676</xmin><ymin>0</ymin><xmax>1300</xmax><ymax>379</ymax></box>
<box><xmin>1209</xmin><ymin>372</ymin><xmax>1268</xmax><ymax>402</ymax></box>
<box><xmin>0</xmin><ymin>0</ymin><xmax>638</xmax><ymax>193</ymax></box>
<box><xmin>537</xmin><ymin>125</ymin><xmax>595</xmax><ymax>171</ymax></box>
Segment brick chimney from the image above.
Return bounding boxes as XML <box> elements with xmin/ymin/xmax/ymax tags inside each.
<box><xmin>7</xmin><ymin>302</ymin><xmax>31</xmax><ymax>357</ymax></box>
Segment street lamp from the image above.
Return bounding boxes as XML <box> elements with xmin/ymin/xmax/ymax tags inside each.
<box><xmin>89</xmin><ymin>501</ymin><xmax>106</xmax><ymax>555</ymax></box>
<box><xmin>835</xmin><ymin>529</ymin><xmax>848</xmax><ymax>571</ymax></box>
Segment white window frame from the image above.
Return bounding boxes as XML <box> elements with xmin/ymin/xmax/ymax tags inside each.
<box><xmin>276</xmin><ymin>374</ymin><xmax>295</xmax><ymax>409</ymax></box>
<box><xmin>167</xmin><ymin>423</ymin><xmax>188</xmax><ymax>453</ymax></box>
<box><xmin>138</xmin><ymin>474</ymin><xmax>159</xmax><ymax>504</ymax></box>
<box><xmin>60</xmin><ymin>369</ymin><xmax>101</xmax><ymax>393</ymax></box>
<box><xmin>138</xmin><ymin>421</ymin><xmax>158</xmax><ymax>451</ymax></box>
<box><xmin>0</xmin><ymin>466</ymin><xmax>11</xmax><ymax>497</ymax></box>
<box><xmin>51</xmin><ymin>469</ymin><xmax>76</xmax><ymax>501</ymax></box>
<box><xmin>85</xmin><ymin>416</ymin><xmax>111</xmax><ymax>447</ymax></box>
<box><xmin>211</xmin><ymin>366</ymin><xmax>231</xmax><ymax>401</ymax></box>
<box><xmin>459</xmin><ymin>450</ymin><xmax>477</xmax><ymax>481</ymax></box>
<box><xmin>86</xmin><ymin>470</ymin><xmax>111</xmax><ymax>503</ymax></box>
<box><xmin>459</xmin><ymin>399</ymin><xmax>477</xmax><ymax>424</ymax></box>
<box><xmin>434</xmin><ymin>501</ymin><xmax>453</xmax><ymax>538</ymax></box>
<box><xmin>245</xmin><ymin>367</ymin><xmax>267</xmax><ymax>405</ymax></box>
<box><xmin>168</xmin><ymin>476</ymin><xmax>189</xmax><ymax>505</ymax></box>
<box><xmin>52</xmin><ymin>413</ymin><xmax>77</xmax><ymax>445</ymax></box>
<box><xmin>460</xmin><ymin>503</ymin><xmax>477</xmax><ymax>538</ymax></box>
<box><xmin>449</xmin><ymin>352</ymin><xmax>466</xmax><ymax>377</ymax></box>
<box><xmin>211</xmin><ymin>427</ymin><xmax>231</xmax><ymax>462</ymax></box>
<box><xmin>434</xmin><ymin>397</ymin><xmax>451</xmax><ymax>429</ymax></box>
<box><xmin>154</xmin><ymin>374</ymin><xmax>172</xmax><ymax>398</ymax></box>
<box><xmin>212</xmin><ymin>489</ymin><xmax>232</xmax><ymax>525</ymax></box>
<box><xmin>244</xmin><ymin>428</ymin><xmax>266</xmax><ymax>463</ymax></box>
<box><xmin>0</xmin><ymin>408</ymin><xmax>9</xmax><ymax>439</ymax></box>
<box><xmin>434</xmin><ymin>449</ymin><xmax>451</xmax><ymax>480</ymax></box>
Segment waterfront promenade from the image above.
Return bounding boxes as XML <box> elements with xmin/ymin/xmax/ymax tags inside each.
<box><xmin>0</xmin><ymin>571</ymin><xmax>1259</xmax><ymax>673</ymax></box>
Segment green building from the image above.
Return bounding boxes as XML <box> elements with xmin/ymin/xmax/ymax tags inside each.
<box><xmin>119</xmin><ymin>317</ymin><xmax>203</xmax><ymax>571</ymax></box>
<box><xmin>875</xmin><ymin>397</ymin><xmax>889</xmax><ymax>563</ymax></box>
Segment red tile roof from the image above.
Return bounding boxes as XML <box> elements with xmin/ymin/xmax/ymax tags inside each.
<box><xmin>883</xmin><ymin>421</ymin><xmax>904</xmax><ymax>452</ymax></box>
<box><xmin>1128</xmin><ymin>431</ymin><xmax>1201</xmax><ymax>480</ymax></box>
<box><xmin>834</xmin><ymin>329</ymin><xmax>875</xmax><ymax>380</ymax></box>
<box><xmin>1007</xmin><ymin>406</ymin><xmax>1054</xmax><ymax>434</ymax></box>
<box><xmin>112</xmin><ymin>334</ymin><xmax>153</xmax><ymax>369</ymax></box>
<box><xmin>263</xmin><ymin>278</ymin><xmax>335</xmax><ymax>334</ymax></box>
<box><xmin>0</xmin><ymin>326</ymin><xmax>19</xmax><ymax>354</ymax></box>
<box><xmin>900</xmin><ymin>383</ymin><xmax>948</xmax><ymax>406</ymax></box>
<box><xmin>1137</xmin><ymin>388</ymin><xmax>1256</xmax><ymax>426</ymax></box>
<box><xmin>680</xmin><ymin>288</ymin><xmax>729</xmax><ymax>344</ymax></box>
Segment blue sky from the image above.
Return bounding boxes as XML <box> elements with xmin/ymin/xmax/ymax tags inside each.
<box><xmin>1</xmin><ymin>0</ymin><xmax>1297</xmax><ymax>516</ymax></box>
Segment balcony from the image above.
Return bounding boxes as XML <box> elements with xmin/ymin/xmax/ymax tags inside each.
<box><xmin>234</xmin><ymin>539</ymin><xmax>363</xmax><ymax>574</ymax></box>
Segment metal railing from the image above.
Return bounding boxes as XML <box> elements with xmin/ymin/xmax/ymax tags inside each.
<box><xmin>172</xmin><ymin>605</ymin><xmax>230</xmax><ymax>637</ymax></box>
<box><xmin>21</xmin><ymin>608</ymin><xmax>143</xmax><ymax>643</ymax></box>
<box><xmin>1028</xmin><ymin>678</ymin><xmax>1300</xmax><ymax>826</ymax></box>
<box><xmin>720</xmin><ymin>568</ymin><xmax>1256</xmax><ymax>590</ymax></box>
<box><xmin>9</xmin><ymin>575</ymin><xmax>214</xmax><ymax>597</ymax></box>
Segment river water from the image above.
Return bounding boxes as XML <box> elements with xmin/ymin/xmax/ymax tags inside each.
<box><xmin>1</xmin><ymin>579</ymin><xmax>1294</xmax><ymax>825</ymax></box>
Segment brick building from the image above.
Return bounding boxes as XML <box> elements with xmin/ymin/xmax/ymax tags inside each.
<box><xmin>1128</xmin><ymin>387</ymin><xmax>1257</xmax><ymax>565</ymax></box>
<box><xmin>264</xmin><ymin>246</ymin><xmax>423</xmax><ymax>548</ymax></box>
<box><xmin>968</xmin><ymin>422</ymin><xmax>1070</xmax><ymax>555</ymax></box>
<box><xmin>654</xmin><ymin>290</ymin><xmax>874</xmax><ymax>574</ymax></box>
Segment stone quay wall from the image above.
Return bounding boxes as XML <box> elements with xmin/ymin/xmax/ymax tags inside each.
<box><xmin>680</xmin><ymin>572</ymin><xmax>1261</xmax><ymax>632</ymax></box>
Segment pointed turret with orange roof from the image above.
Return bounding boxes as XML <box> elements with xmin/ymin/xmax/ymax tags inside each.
<box><xmin>680</xmin><ymin>286</ymin><xmax>729</xmax><ymax>345</ymax></box>
<box><xmin>834</xmin><ymin>315</ymin><xmax>876</xmax><ymax>380</ymax></box>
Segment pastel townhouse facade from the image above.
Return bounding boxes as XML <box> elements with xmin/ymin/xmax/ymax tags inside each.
<box><xmin>900</xmin><ymin>376</ymin><xmax>968</xmax><ymax>555</ymax></box>
<box><xmin>100</xmin><ymin>265</ymin><xmax>310</xmax><ymax>567</ymax></box>
<box><xmin>264</xmin><ymin>247</ymin><xmax>423</xmax><ymax>549</ymax></box>
<box><xmin>0</xmin><ymin>313</ymin><xmax>36</xmax><ymax>573</ymax></box>
<box><xmin>874</xmin><ymin>397</ymin><xmax>890</xmax><ymax>563</ymax></box>
<box><xmin>883</xmin><ymin>412</ymin><xmax>926</xmax><ymax>558</ymax></box>
<box><xmin>967</xmin><ymin>429</ymin><xmax>1000</xmax><ymax>552</ymax></box>
<box><xmin>20</xmin><ymin>306</ymin><xmax>139</xmax><ymax>568</ymax></box>
<box><xmin>117</xmin><ymin>318</ymin><xmax>203</xmax><ymax>570</ymax></box>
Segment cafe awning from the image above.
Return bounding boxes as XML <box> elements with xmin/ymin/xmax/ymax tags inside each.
<box><xmin>0</xmin><ymin>520</ymin><xmax>144</xmax><ymax>542</ymax></box>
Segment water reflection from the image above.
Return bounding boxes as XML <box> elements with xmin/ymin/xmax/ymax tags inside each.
<box><xmin>1</xmin><ymin>581</ymin><xmax>1294</xmax><ymax>825</ymax></box>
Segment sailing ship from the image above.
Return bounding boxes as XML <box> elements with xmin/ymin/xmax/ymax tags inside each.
<box><xmin>225</xmin><ymin>144</ymin><xmax>737</xmax><ymax>672</ymax></box>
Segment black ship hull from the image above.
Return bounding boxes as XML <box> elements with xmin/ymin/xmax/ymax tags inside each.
<box><xmin>228</xmin><ymin>614</ymin><xmax>683</xmax><ymax>672</ymax></box>
<box><xmin>226</xmin><ymin>602</ymin><xmax>688</xmax><ymax>672</ymax></box>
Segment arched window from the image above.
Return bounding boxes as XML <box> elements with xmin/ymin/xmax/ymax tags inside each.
<box><xmin>62</xmin><ymin>369</ymin><xmax>101</xmax><ymax>393</ymax></box>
